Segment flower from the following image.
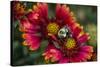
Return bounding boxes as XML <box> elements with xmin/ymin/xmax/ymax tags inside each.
<box><xmin>12</xmin><ymin>1</ymin><xmax>25</xmax><ymax>21</ymax></box>
<box><xmin>19</xmin><ymin>3</ymin><xmax>94</xmax><ymax>63</ymax></box>
<box><xmin>42</xmin><ymin>44</ymin><xmax>62</xmax><ymax>63</ymax></box>
<box><xmin>20</xmin><ymin>18</ymin><xmax>42</xmax><ymax>51</ymax></box>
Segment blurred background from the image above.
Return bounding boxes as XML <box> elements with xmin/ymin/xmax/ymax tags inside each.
<box><xmin>11</xmin><ymin>1</ymin><xmax>97</xmax><ymax>66</ymax></box>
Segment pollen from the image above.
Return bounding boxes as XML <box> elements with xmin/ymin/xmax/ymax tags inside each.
<box><xmin>65</xmin><ymin>38</ymin><xmax>76</xmax><ymax>49</ymax></box>
<box><xmin>47</xmin><ymin>23</ymin><xmax>59</xmax><ymax>34</ymax></box>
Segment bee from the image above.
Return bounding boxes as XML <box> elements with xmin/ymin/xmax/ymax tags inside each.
<box><xmin>52</xmin><ymin>26</ymin><xmax>73</xmax><ymax>51</ymax></box>
<box><xmin>58</xmin><ymin>26</ymin><xmax>71</xmax><ymax>38</ymax></box>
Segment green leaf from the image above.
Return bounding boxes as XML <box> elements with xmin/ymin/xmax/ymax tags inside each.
<box><xmin>13</xmin><ymin>41</ymin><xmax>20</xmax><ymax>50</ymax></box>
<box><xmin>13</xmin><ymin>20</ymin><xmax>19</xmax><ymax>28</ymax></box>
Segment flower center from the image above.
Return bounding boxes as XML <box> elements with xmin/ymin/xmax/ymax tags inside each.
<box><xmin>47</xmin><ymin>23</ymin><xmax>59</xmax><ymax>34</ymax></box>
<box><xmin>65</xmin><ymin>38</ymin><xmax>76</xmax><ymax>50</ymax></box>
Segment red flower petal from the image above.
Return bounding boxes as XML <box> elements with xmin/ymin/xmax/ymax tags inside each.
<box><xmin>34</xmin><ymin>3</ymin><xmax>48</xmax><ymax>19</ymax></box>
<box><xmin>70</xmin><ymin>57</ymin><xmax>81</xmax><ymax>62</ymax></box>
<box><xmin>72</xmin><ymin>26</ymin><xmax>83</xmax><ymax>38</ymax></box>
<box><xmin>80</xmin><ymin>45</ymin><xmax>93</xmax><ymax>53</ymax></box>
<box><xmin>22</xmin><ymin>33</ymin><xmax>41</xmax><ymax>51</ymax></box>
<box><xmin>19</xmin><ymin>18</ymin><xmax>40</xmax><ymax>33</ymax></box>
<box><xmin>78</xmin><ymin>51</ymin><xmax>92</xmax><ymax>61</ymax></box>
<box><xmin>29</xmin><ymin>40</ymin><xmax>41</xmax><ymax>51</ymax></box>
<box><xmin>43</xmin><ymin>43</ymin><xmax>62</xmax><ymax>62</ymax></box>
<box><xmin>59</xmin><ymin>57</ymin><xmax>69</xmax><ymax>63</ymax></box>
<box><xmin>77</xmin><ymin>33</ymin><xmax>90</xmax><ymax>43</ymax></box>
<box><xmin>26</xmin><ymin>11</ymin><xmax>39</xmax><ymax>23</ymax></box>
<box><xmin>56</xmin><ymin>4</ymin><xmax>70</xmax><ymax>21</ymax></box>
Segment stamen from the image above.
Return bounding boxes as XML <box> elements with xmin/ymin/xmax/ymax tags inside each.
<box><xmin>65</xmin><ymin>38</ymin><xmax>76</xmax><ymax>49</ymax></box>
<box><xmin>47</xmin><ymin>23</ymin><xmax>59</xmax><ymax>34</ymax></box>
